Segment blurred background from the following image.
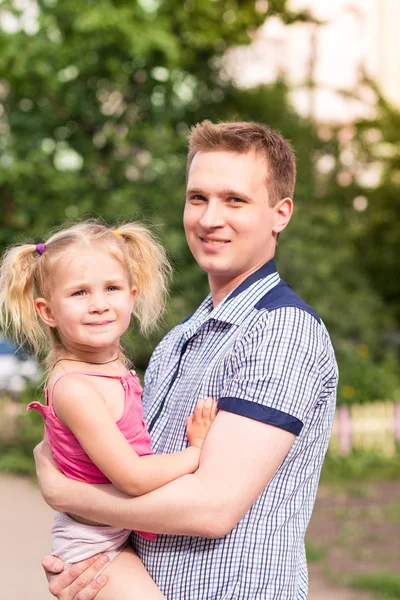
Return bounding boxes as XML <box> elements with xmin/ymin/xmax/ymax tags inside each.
<box><xmin>0</xmin><ymin>0</ymin><xmax>399</xmax><ymax>598</ymax></box>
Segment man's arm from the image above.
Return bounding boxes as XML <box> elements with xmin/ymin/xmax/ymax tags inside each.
<box><xmin>36</xmin><ymin>409</ymin><xmax>295</xmax><ymax>537</ymax></box>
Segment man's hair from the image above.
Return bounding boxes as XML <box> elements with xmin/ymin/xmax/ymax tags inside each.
<box><xmin>187</xmin><ymin>120</ymin><xmax>296</xmax><ymax>206</ymax></box>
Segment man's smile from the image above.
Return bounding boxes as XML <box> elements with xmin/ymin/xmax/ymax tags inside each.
<box><xmin>199</xmin><ymin>237</ymin><xmax>229</xmax><ymax>245</ymax></box>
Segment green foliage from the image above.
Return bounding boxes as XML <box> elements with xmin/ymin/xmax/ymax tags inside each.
<box><xmin>0</xmin><ymin>0</ymin><xmax>312</xmax><ymax>362</ymax></box>
<box><xmin>351</xmin><ymin>90</ymin><xmax>400</xmax><ymax>326</ymax></box>
<box><xmin>0</xmin><ymin>387</ymin><xmax>44</xmax><ymax>475</ymax></box>
<box><xmin>0</xmin><ymin>1</ymin><xmax>398</xmax><ymax>401</ymax></box>
<box><xmin>320</xmin><ymin>449</ymin><xmax>400</xmax><ymax>483</ymax></box>
<box><xmin>0</xmin><ymin>451</ymin><xmax>36</xmax><ymax>475</ymax></box>
<box><xmin>336</xmin><ymin>345</ymin><xmax>399</xmax><ymax>405</ymax></box>
<box><xmin>350</xmin><ymin>572</ymin><xmax>400</xmax><ymax>599</ymax></box>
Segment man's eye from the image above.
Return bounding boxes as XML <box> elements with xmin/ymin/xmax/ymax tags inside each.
<box><xmin>189</xmin><ymin>195</ymin><xmax>207</xmax><ymax>202</ymax></box>
<box><xmin>72</xmin><ymin>290</ymin><xmax>86</xmax><ymax>296</ymax></box>
<box><xmin>107</xmin><ymin>286</ymin><xmax>119</xmax><ymax>292</ymax></box>
<box><xmin>228</xmin><ymin>197</ymin><xmax>245</xmax><ymax>204</ymax></box>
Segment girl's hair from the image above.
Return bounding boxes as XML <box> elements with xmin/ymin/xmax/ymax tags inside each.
<box><xmin>0</xmin><ymin>220</ymin><xmax>171</xmax><ymax>368</ymax></box>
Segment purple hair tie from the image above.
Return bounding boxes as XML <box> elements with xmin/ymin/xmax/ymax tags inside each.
<box><xmin>35</xmin><ymin>243</ymin><xmax>45</xmax><ymax>256</ymax></box>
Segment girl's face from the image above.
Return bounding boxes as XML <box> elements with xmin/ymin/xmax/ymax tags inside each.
<box><xmin>35</xmin><ymin>247</ymin><xmax>137</xmax><ymax>359</ymax></box>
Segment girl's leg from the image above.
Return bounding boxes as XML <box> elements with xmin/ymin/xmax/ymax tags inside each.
<box><xmin>96</xmin><ymin>545</ymin><xmax>166</xmax><ymax>600</ymax></box>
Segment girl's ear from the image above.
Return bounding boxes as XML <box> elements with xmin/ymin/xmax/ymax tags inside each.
<box><xmin>35</xmin><ymin>298</ymin><xmax>57</xmax><ymax>328</ymax></box>
<box><xmin>130</xmin><ymin>286</ymin><xmax>138</xmax><ymax>310</ymax></box>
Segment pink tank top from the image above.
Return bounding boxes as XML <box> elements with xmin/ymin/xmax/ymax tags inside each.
<box><xmin>27</xmin><ymin>369</ymin><xmax>156</xmax><ymax>541</ymax></box>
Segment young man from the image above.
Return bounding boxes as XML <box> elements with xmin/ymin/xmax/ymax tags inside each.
<box><xmin>35</xmin><ymin>120</ymin><xmax>338</xmax><ymax>599</ymax></box>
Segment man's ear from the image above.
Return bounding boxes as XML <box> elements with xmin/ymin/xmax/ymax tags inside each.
<box><xmin>272</xmin><ymin>197</ymin><xmax>293</xmax><ymax>235</ymax></box>
<box><xmin>35</xmin><ymin>298</ymin><xmax>57</xmax><ymax>328</ymax></box>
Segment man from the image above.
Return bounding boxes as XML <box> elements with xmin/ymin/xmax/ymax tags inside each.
<box><xmin>35</xmin><ymin>120</ymin><xmax>338</xmax><ymax>599</ymax></box>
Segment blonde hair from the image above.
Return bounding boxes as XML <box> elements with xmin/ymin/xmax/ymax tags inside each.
<box><xmin>0</xmin><ymin>220</ymin><xmax>171</xmax><ymax>369</ymax></box>
<box><xmin>187</xmin><ymin>120</ymin><xmax>296</xmax><ymax>206</ymax></box>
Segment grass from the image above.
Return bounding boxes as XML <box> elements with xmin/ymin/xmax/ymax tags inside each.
<box><xmin>307</xmin><ymin>474</ymin><xmax>400</xmax><ymax>598</ymax></box>
<box><xmin>350</xmin><ymin>573</ymin><xmax>400</xmax><ymax>599</ymax></box>
<box><xmin>338</xmin><ymin>522</ymin><xmax>362</xmax><ymax>549</ymax></box>
<box><xmin>305</xmin><ymin>541</ymin><xmax>326</xmax><ymax>563</ymax></box>
<box><xmin>0</xmin><ymin>452</ymin><xmax>36</xmax><ymax>475</ymax></box>
<box><xmin>384</xmin><ymin>502</ymin><xmax>400</xmax><ymax>525</ymax></box>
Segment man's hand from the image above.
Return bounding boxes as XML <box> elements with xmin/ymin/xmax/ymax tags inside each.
<box><xmin>43</xmin><ymin>554</ymin><xmax>109</xmax><ymax>599</ymax></box>
<box><xmin>35</xmin><ymin>441</ymin><xmax>109</xmax><ymax>598</ymax></box>
<box><xmin>33</xmin><ymin>438</ymin><xmax>68</xmax><ymax>510</ymax></box>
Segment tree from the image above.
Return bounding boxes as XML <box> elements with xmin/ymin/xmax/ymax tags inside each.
<box><xmin>0</xmin><ymin>1</ymin><xmax>398</xmax><ymax>405</ymax></box>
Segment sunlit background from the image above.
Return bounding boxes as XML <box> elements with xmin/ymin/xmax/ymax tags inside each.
<box><xmin>0</xmin><ymin>1</ymin><xmax>399</xmax><ymax>598</ymax></box>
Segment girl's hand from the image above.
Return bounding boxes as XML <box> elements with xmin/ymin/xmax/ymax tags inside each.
<box><xmin>186</xmin><ymin>397</ymin><xmax>218</xmax><ymax>449</ymax></box>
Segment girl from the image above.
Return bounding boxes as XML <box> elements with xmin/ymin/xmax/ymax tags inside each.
<box><xmin>0</xmin><ymin>220</ymin><xmax>217</xmax><ymax>599</ymax></box>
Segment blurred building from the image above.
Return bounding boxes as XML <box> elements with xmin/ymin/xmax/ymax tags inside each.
<box><xmin>0</xmin><ymin>337</ymin><xmax>39</xmax><ymax>393</ymax></box>
<box><xmin>226</xmin><ymin>0</ymin><xmax>400</xmax><ymax>123</ymax></box>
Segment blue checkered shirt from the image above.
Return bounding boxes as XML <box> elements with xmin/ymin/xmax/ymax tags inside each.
<box><xmin>132</xmin><ymin>259</ymin><xmax>338</xmax><ymax>599</ymax></box>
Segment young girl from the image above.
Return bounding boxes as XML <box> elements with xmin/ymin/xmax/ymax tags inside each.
<box><xmin>0</xmin><ymin>220</ymin><xmax>217</xmax><ymax>599</ymax></box>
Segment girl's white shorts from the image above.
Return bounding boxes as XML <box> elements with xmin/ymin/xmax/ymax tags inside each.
<box><xmin>52</xmin><ymin>511</ymin><xmax>131</xmax><ymax>566</ymax></box>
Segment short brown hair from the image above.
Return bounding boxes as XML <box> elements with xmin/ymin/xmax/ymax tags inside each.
<box><xmin>187</xmin><ymin>120</ymin><xmax>296</xmax><ymax>206</ymax></box>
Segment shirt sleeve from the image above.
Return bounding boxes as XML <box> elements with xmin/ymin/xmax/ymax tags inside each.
<box><xmin>218</xmin><ymin>307</ymin><xmax>323</xmax><ymax>435</ymax></box>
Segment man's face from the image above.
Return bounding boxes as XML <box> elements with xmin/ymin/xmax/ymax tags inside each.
<box><xmin>184</xmin><ymin>150</ymin><xmax>289</xmax><ymax>298</ymax></box>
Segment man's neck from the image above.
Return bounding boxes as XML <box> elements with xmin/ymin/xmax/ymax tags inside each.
<box><xmin>209</xmin><ymin>257</ymin><xmax>276</xmax><ymax>307</ymax></box>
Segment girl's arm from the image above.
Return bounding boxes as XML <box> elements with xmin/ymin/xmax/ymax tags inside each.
<box><xmin>52</xmin><ymin>375</ymin><xmax>217</xmax><ymax>496</ymax></box>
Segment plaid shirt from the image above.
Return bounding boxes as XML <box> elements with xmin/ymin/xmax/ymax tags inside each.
<box><xmin>132</xmin><ymin>259</ymin><xmax>338</xmax><ymax>599</ymax></box>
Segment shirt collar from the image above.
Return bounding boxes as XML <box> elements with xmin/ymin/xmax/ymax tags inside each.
<box><xmin>226</xmin><ymin>259</ymin><xmax>278</xmax><ymax>300</ymax></box>
<box><xmin>183</xmin><ymin>259</ymin><xmax>280</xmax><ymax>332</ymax></box>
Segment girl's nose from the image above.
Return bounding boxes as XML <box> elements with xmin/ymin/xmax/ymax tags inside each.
<box><xmin>88</xmin><ymin>294</ymin><xmax>109</xmax><ymax>313</ymax></box>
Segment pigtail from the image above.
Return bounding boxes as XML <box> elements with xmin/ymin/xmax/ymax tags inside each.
<box><xmin>117</xmin><ymin>224</ymin><xmax>172</xmax><ymax>333</ymax></box>
<box><xmin>0</xmin><ymin>244</ymin><xmax>46</xmax><ymax>354</ymax></box>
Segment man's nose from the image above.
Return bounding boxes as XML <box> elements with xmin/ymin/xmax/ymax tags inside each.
<box><xmin>198</xmin><ymin>200</ymin><xmax>225</xmax><ymax>229</ymax></box>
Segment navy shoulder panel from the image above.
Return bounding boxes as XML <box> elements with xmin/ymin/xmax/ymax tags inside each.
<box><xmin>255</xmin><ymin>280</ymin><xmax>320</xmax><ymax>323</ymax></box>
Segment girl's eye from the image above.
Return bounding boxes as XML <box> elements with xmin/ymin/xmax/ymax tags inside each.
<box><xmin>107</xmin><ymin>286</ymin><xmax>119</xmax><ymax>292</ymax></box>
<box><xmin>72</xmin><ymin>290</ymin><xmax>86</xmax><ymax>297</ymax></box>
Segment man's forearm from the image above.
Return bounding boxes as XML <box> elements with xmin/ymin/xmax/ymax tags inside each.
<box><xmin>53</xmin><ymin>473</ymin><xmax>226</xmax><ymax>538</ymax></box>
<box><xmin>36</xmin><ymin>411</ymin><xmax>295</xmax><ymax>541</ymax></box>
<box><xmin>35</xmin><ymin>438</ymin><xmax>226</xmax><ymax>537</ymax></box>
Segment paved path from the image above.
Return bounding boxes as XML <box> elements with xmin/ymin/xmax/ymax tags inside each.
<box><xmin>1</xmin><ymin>475</ymin><xmax>53</xmax><ymax>599</ymax></box>
<box><xmin>2</xmin><ymin>475</ymin><xmax>369</xmax><ymax>599</ymax></box>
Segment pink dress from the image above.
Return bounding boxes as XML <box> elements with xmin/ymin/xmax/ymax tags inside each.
<box><xmin>27</xmin><ymin>369</ymin><xmax>157</xmax><ymax>563</ymax></box>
